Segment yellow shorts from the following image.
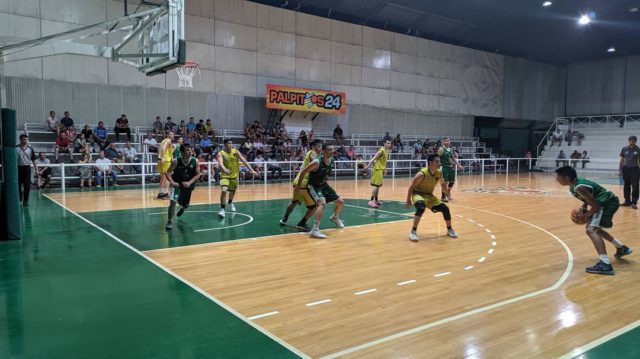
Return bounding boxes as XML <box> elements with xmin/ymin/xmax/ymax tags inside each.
<box><xmin>220</xmin><ymin>178</ymin><xmax>238</xmax><ymax>191</ymax></box>
<box><xmin>370</xmin><ymin>169</ymin><xmax>384</xmax><ymax>187</ymax></box>
<box><xmin>292</xmin><ymin>187</ymin><xmax>316</xmax><ymax>207</ymax></box>
<box><xmin>157</xmin><ymin>160</ymin><xmax>172</xmax><ymax>174</ymax></box>
<box><xmin>411</xmin><ymin>193</ymin><xmax>442</xmax><ymax>209</ymax></box>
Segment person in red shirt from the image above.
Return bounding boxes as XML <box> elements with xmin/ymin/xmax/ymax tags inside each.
<box><xmin>55</xmin><ymin>132</ymin><xmax>73</xmax><ymax>162</ymax></box>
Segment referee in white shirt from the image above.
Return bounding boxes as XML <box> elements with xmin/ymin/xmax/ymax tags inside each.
<box><xmin>16</xmin><ymin>134</ymin><xmax>38</xmax><ymax>206</ymax></box>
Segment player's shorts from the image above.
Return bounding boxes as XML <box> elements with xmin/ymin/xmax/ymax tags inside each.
<box><xmin>157</xmin><ymin>160</ymin><xmax>172</xmax><ymax>174</ymax></box>
<box><xmin>292</xmin><ymin>187</ymin><xmax>316</xmax><ymax>208</ymax></box>
<box><xmin>587</xmin><ymin>201</ymin><xmax>619</xmax><ymax>229</ymax></box>
<box><xmin>442</xmin><ymin>166</ymin><xmax>455</xmax><ymax>183</ymax></box>
<box><xmin>370</xmin><ymin>169</ymin><xmax>384</xmax><ymax>187</ymax></box>
<box><xmin>411</xmin><ymin>193</ymin><xmax>442</xmax><ymax>209</ymax></box>
<box><xmin>308</xmin><ymin>183</ymin><xmax>340</xmax><ymax>203</ymax></box>
<box><xmin>170</xmin><ymin>187</ymin><xmax>193</xmax><ymax>208</ymax></box>
<box><xmin>220</xmin><ymin>178</ymin><xmax>238</xmax><ymax>191</ymax></box>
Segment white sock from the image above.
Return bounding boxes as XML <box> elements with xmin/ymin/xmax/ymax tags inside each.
<box><xmin>612</xmin><ymin>239</ymin><xmax>624</xmax><ymax>249</ymax></box>
<box><xmin>599</xmin><ymin>254</ymin><xmax>611</xmax><ymax>265</ymax></box>
<box><xmin>312</xmin><ymin>221</ymin><xmax>320</xmax><ymax>230</ymax></box>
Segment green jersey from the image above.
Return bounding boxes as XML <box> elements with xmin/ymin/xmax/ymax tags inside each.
<box><xmin>171</xmin><ymin>156</ymin><xmax>198</xmax><ymax>190</ymax></box>
<box><xmin>440</xmin><ymin>146</ymin><xmax>454</xmax><ymax>167</ymax></box>
<box><xmin>569</xmin><ymin>177</ymin><xmax>618</xmax><ymax>206</ymax></box>
<box><xmin>308</xmin><ymin>157</ymin><xmax>333</xmax><ymax>187</ymax></box>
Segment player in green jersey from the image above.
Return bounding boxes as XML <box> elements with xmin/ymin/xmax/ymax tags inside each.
<box><xmin>437</xmin><ymin>137</ymin><xmax>464</xmax><ymax>202</ymax></box>
<box><xmin>555</xmin><ymin>166</ymin><xmax>632</xmax><ymax>275</ymax></box>
<box><xmin>165</xmin><ymin>144</ymin><xmax>201</xmax><ymax>230</ymax></box>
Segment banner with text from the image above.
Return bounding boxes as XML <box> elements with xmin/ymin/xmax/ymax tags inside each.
<box><xmin>266</xmin><ymin>84</ymin><xmax>346</xmax><ymax>114</ymax></box>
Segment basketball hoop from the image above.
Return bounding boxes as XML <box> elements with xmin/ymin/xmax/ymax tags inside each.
<box><xmin>176</xmin><ymin>60</ymin><xmax>200</xmax><ymax>88</ymax></box>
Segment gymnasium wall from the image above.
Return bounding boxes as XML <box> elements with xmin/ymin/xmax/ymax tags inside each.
<box><xmin>2</xmin><ymin>0</ymin><xmax>568</xmax><ymax>134</ymax></box>
<box><xmin>566</xmin><ymin>55</ymin><xmax>640</xmax><ymax>115</ymax></box>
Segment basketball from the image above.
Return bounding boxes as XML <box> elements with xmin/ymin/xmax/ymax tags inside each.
<box><xmin>571</xmin><ymin>208</ymin><xmax>588</xmax><ymax>224</ymax></box>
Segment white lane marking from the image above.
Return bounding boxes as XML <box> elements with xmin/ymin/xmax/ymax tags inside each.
<box><xmin>248</xmin><ymin>311</ymin><xmax>280</xmax><ymax>320</ymax></box>
<box><xmin>558</xmin><ymin>319</ymin><xmax>640</xmax><ymax>359</ymax></box>
<box><xmin>488</xmin><ymin>249</ymin><xmax>495</xmax><ymax>254</ymax></box>
<box><xmin>464</xmin><ymin>266</ymin><xmax>474</xmax><ymax>270</ymax></box>
<box><xmin>306</xmin><ymin>299</ymin><xmax>332</xmax><ymax>307</ymax></box>
<box><xmin>194</xmin><ymin>213</ymin><xmax>254</xmax><ymax>232</ymax></box>
<box><xmin>320</xmin><ymin>203</ymin><xmax>574</xmax><ymax>359</ymax></box>
<box><xmin>485</xmin><ymin>228</ymin><xmax>492</xmax><ymax>233</ymax></box>
<box><xmin>354</xmin><ymin>289</ymin><xmax>377</xmax><ymax>296</ymax></box>
<box><xmin>491</xmin><ymin>235</ymin><xmax>496</xmax><ymax>240</ymax></box>
<box><xmin>467</xmin><ymin>218</ymin><xmax>475</xmax><ymax>223</ymax></box>
<box><xmin>433</xmin><ymin>272</ymin><xmax>451</xmax><ymax>278</ymax></box>
<box><xmin>397</xmin><ymin>280</ymin><xmax>416</xmax><ymax>286</ymax></box>
<box><xmin>478</xmin><ymin>224</ymin><xmax>484</xmax><ymax>228</ymax></box>
<box><xmin>478</xmin><ymin>257</ymin><xmax>486</xmax><ymax>263</ymax></box>
<box><xmin>343</xmin><ymin>204</ymin><xmax>413</xmax><ymax>217</ymax></box>
<box><xmin>492</xmin><ymin>241</ymin><xmax>497</xmax><ymax>246</ymax></box>
<box><xmin>456</xmin><ymin>215</ymin><xmax>464</xmax><ymax>218</ymax></box>
<box><xmin>42</xmin><ymin>194</ymin><xmax>309</xmax><ymax>359</ymax></box>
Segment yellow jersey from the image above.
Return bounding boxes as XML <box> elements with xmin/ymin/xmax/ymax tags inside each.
<box><xmin>293</xmin><ymin>150</ymin><xmax>316</xmax><ymax>187</ymax></box>
<box><xmin>414</xmin><ymin>167</ymin><xmax>442</xmax><ymax>195</ymax></box>
<box><xmin>160</xmin><ymin>138</ymin><xmax>174</xmax><ymax>162</ymax></box>
<box><xmin>373</xmin><ymin>147</ymin><xmax>389</xmax><ymax>171</ymax></box>
<box><xmin>220</xmin><ymin>148</ymin><xmax>240</xmax><ymax>179</ymax></box>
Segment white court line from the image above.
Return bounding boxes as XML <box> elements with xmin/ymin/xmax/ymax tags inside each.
<box><xmin>354</xmin><ymin>289</ymin><xmax>377</xmax><ymax>296</ymax></box>
<box><xmin>558</xmin><ymin>319</ymin><xmax>640</xmax><ymax>359</ymax></box>
<box><xmin>433</xmin><ymin>272</ymin><xmax>451</xmax><ymax>278</ymax></box>
<box><xmin>488</xmin><ymin>249</ymin><xmax>494</xmax><ymax>254</ymax></box>
<box><xmin>491</xmin><ymin>235</ymin><xmax>496</xmax><ymax>240</ymax></box>
<box><xmin>148</xmin><ymin>210</ymin><xmax>254</xmax><ymax>233</ymax></box>
<box><xmin>478</xmin><ymin>224</ymin><xmax>484</xmax><ymax>228</ymax></box>
<box><xmin>467</xmin><ymin>218</ymin><xmax>475</xmax><ymax>223</ymax></box>
<box><xmin>248</xmin><ymin>311</ymin><xmax>280</xmax><ymax>320</ymax></box>
<box><xmin>321</xmin><ymin>204</ymin><xmax>574</xmax><ymax>359</ymax></box>
<box><xmin>343</xmin><ymin>204</ymin><xmax>414</xmax><ymax>218</ymax></box>
<box><xmin>485</xmin><ymin>228</ymin><xmax>492</xmax><ymax>233</ymax></box>
<box><xmin>492</xmin><ymin>241</ymin><xmax>497</xmax><ymax>246</ymax></box>
<box><xmin>464</xmin><ymin>266</ymin><xmax>474</xmax><ymax>270</ymax></box>
<box><xmin>306</xmin><ymin>299</ymin><xmax>332</xmax><ymax>307</ymax></box>
<box><xmin>397</xmin><ymin>280</ymin><xmax>416</xmax><ymax>286</ymax></box>
<box><xmin>42</xmin><ymin>194</ymin><xmax>309</xmax><ymax>359</ymax></box>
<box><xmin>478</xmin><ymin>257</ymin><xmax>486</xmax><ymax>263</ymax></box>
<box><xmin>456</xmin><ymin>215</ymin><xmax>464</xmax><ymax>218</ymax></box>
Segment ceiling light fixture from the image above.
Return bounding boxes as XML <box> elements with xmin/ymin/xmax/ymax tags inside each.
<box><xmin>542</xmin><ymin>1</ymin><xmax>552</xmax><ymax>7</ymax></box>
<box><xmin>578</xmin><ymin>14</ymin><xmax>591</xmax><ymax>25</ymax></box>
<box><xmin>607</xmin><ymin>47</ymin><xmax>616</xmax><ymax>53</ymax></box>
<box><xmin>630</xmin><ymin>7</ymin><xmax>639</xmax><ymax>13</ymax></box>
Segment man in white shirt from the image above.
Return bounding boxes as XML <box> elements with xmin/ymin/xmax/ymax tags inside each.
<box><xmin>143</xmin><ymin>132</ymin><xmax>159</xmax><ymax>153</ymax></box>
<box><xmin>35</xmin><ymin>152</ymin><xmax>52</xmax><ymax>188</ymax></box>
<box><xmin>551</xmin><ymin>128</ymin><xmax>563</xmax><ymax>147</ymax></box>
<box><xmin>123</xmin><ymin>141</ymin><xmax>141</xmax><ymax>173</ymax></box>
<box><xmin>253</xmin><ymin>152</ymin><xmax>265</xmax><ymax>178</ymax></box>
<box><xmin>95</xmin><ymin>150</ymin><xmax>117</xmax><ymax>187</ymax></box>
<box><xmin>47</xmin><ymin>110</ymin><xmax>59</xmax><ymax>135</ymax></box>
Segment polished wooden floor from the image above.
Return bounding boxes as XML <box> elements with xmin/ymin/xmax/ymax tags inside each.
<box><xmin>48</xmin><ymin>173</ymin><xmax>640</xmax><ymax>358</ymax></box>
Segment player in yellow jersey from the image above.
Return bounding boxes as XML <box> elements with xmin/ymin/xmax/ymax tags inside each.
<box><xmin>279</xmin><ymin>140</ymin><xmax>322</xmax><ymax>231</ymax></box>
<box><xmin>363</xmin><ymin>139</ymin><xmax>391</xmax><ymax>208</ymax></box>
<box><xmin>405</xmin><ymin>154</ymin><xmax>458</xmax><ymax>242</ymax></box>
<box><xmin>216</xmin><ymin>139</ymin><xmax>257</xmax><ymax>218</ymax></box>
<box><xmin>157</xmin><ymin>131</ymin><xmax>175</xmax><ymax>199</ymax></box>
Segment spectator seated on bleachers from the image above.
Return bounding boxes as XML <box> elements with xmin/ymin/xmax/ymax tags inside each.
<box><xmin>143</xmin><ymin>132</ymin><xmax>158</xmax><ymax>152</ymax></box>
<box><xmin>195</xmin><ymin>119</ymin><xmax>206</xmax><ymax>140</ymax></box>
<box><xmin>556</xmin><ymin>150</ymin><xmax>568</xmax><ymax>167</ymax></box>
<box><xmin>165</xmin><ymin>117</ymin><xmax>176</xmax><ymax>135</ymax></box>
<box><xmin>551</xmin><ymin>128</ymin><xmax>563</xmax><ymax>147</ymax></box>
<box><xmin>35</xmin><ymin>152</ymin><xmax>52</xmax><ymax>188</ymax></box>
<box><xmin>570</xmin><ymin>150</ymin><xmax>582</xmax><ymax>167</ymax></box>
<box><xmin>581</xmin><ymin>151</ymin><xmax>590</xmax><ymax>168</ymax></box>
<box><xmin>185</xmin><ymin>131</ymin><xmax>197</xmax><ymax>148</ymax></box>
<box><xmin>299</xmin><ymin>130</ymin><xmax>308</xmax><ymax>149</ymax></box>
<box><xmin>153</xmin><ymin>116</ymin><xmax>164</xmax><ymax>139</ymax></box>
<box><xmin>78</xmin><ymin>152</ymin><xmax>93</xmax><ymax>188</ymax></box>
<box><xmin>74</xmin><ymin>133</ymin><xmax>87</xmax><ymax>153</ymax></box>
<box><xmin>308</xmin><ymin>130</ymin><xmax>316</xmax><ymax>142</ymax></box>
<box><xmin>105</xmin><ymin>143</ymin><xmax>125</xmax><ymax>173</ymax></box>
<box><xmin>114</xmin><ymin>114</ymin><xmax>131</xmax><ymax>142</ymax></box>
<box><xmin>565</xmin><ymin>130</ymin><xmax>574</xmax><ymax>146</ymax></box>
<box><xmin>356</xmin><ymin>154</ymin><xmax>368</xmax><ymax>177</ymax></box>
<box><xmin>177</xmin><ymin>120</ymin><xmax>187</xmax><ymax>136</ymax></box>
<box><xmin>95</xmin><ymin>150</ymin><xmax>117</xmax><ymax>187</ymax></box>
<box><xmin>55</xmin><ymin>132</ymin><xmax>72</xmax><ymax>162</ymax></box>
<box><xmin>382</xmin><ymin>132</ymin><xmax>392</xmax><ymax>143</ymax></box>
<box><xmin>60</xmin><ymin>110</ymin><xmax>74</xmax><ymax>130</ymax></box>
<box><xmin>186</xmin><ymin>117</ymin><xmax>197</xmax><ymax>134</ymax></box>
<box><xmin>413</xmin><ymin>140</ymin><xmax>423</xmax><ymax>158</ymax></box>
<box><xmin>576</xmin><ymin>131</ymin><xmax>585</xmax><ymax>145</ymax></box>
<box><xmin>199</xmin><ymin>135</ymin><xmax>214</xmax><ymax>155</ymax></box>
<box><xmin>47</xmin><ymin>110</ymin><xmax>59</xmax><ymax>135</ymax></box>
<box><xmin>93</xmin><ymin>121</ymin><xmax>111</xmax><ymax>151</ymax></box>
<box><xmin>333</xmin><ymin>124</ymin><xmax>345</xmax><ymax>144</ymax></box>
<box><xmin>393</xmin><ymin>134</ymin><xmax>404</xmax><ymax>152</ymax></box>
<box><xmin>123</xmin><ymin>141</ymin><xmax>141</xmax><ymax>173</ymax></box>
<box><xmin>204</xmin><ymin>119</ymin><xmax>215</xmax><ymax>137</ymax></box>
<box><xmin>81</xmin><ymin>125</ymin><xmax>94</xmax><ymax>147</ymax></box>
<box><xmin>267</xmin><ymin>156</ymin><xmax>283</xmax><ymax>179</ymax></box>
<box><xmin>347</xmin><ymin>145</ymin><xmax>356</xmax><ymax>161</ymax></box>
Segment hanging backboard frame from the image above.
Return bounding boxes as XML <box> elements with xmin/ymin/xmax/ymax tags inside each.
<box><xmin>0</xmin><ymin>0</ymin><xmax>185</xmax><ymax>76</ymax></box>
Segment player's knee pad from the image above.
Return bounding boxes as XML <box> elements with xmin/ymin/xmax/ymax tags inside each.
<box><xmin>414</xmin><ymin>201</ymin><xmax>426</xmax><ymax>216</ymax></box>
<box><xmin>431</xmin><ymin>203</ymin><xmax>451</xmax><ymax>221</ymax></box>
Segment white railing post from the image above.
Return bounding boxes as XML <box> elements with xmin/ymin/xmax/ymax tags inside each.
<box><xmin>141</xmin><ymin>159</ymin><xmax>146</xmax><ymax>186</ymax></box>
<box><xmin>392</xmin><ymin>160</ymin><xmax>396</xmax><ymax>181</ymax></box>
<box><xmin>529</xmin><ymin>158</ymin><xmax>532</xmax><ymax>171</ymax></box>
<box><xmin>207</xmin><ymin>162</ymin><xmax>212</xmax><ymax>184</ymax></box>
<box><xmin>61</xmin><ymin>163</ymin><xmax>66</xmax><ymax>192</ymax></box>
<box><xmin>264</xmin><ymin>162</ymin><xmax>268</xmax><ymax>185</ymax></box>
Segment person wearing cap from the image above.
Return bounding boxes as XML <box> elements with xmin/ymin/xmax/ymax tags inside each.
<box><xmin>619</xmin><ymin>135</ymin><xmax>640</xmax><ymax>209</ymax></box>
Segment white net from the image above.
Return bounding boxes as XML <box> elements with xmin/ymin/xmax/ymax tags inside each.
<box><xmin>176</xmin><ymin>62</ymin><xmax>200</xmax><ymax>88</ymax></box>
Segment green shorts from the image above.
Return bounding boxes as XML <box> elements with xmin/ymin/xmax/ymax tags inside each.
<box><xmin>170</xmin><ymin>187</ymin><xmax>193</xmax><ymax>208</ymax></box>
<box><xmin>220</xmin><ymin>178</ymin><xmax>238</xmax><ymax>191</ymax></box>
<box><xmin>588</xmin><ymin>202</ymin><xmax>619</xmax><ymax>229</ymax></box>
<box><xmin>442</xmin><ymin>166</ymin><xmax>455</xmax><ymax>183</ymax></box>
<box><xmin>308</xmin><ymin>183</ymin><xmax>340</xmax><ymax>203</ymax></box>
